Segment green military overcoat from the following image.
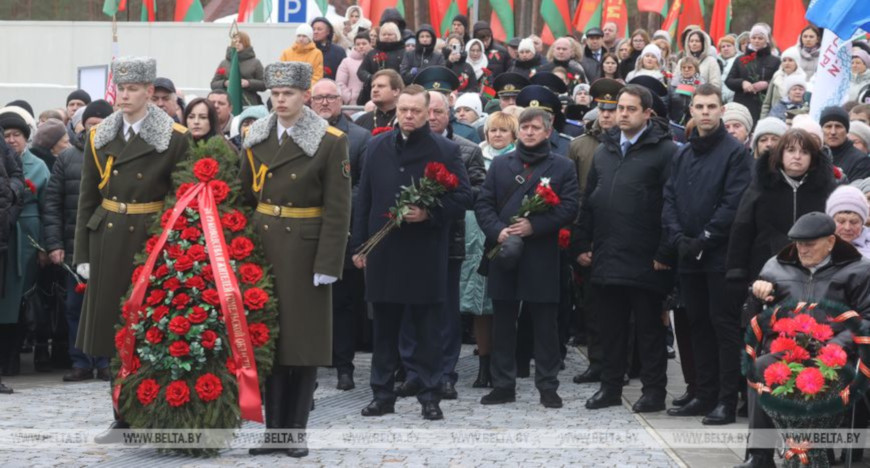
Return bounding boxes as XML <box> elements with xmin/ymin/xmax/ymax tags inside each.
<box><xmin>73</xmin><ymin>104</ymin><xmax>190</xmax><ymax>357</ymax></box>
<box><xmin>240</xmin><ymin>107</ymin><xmax>351</xmax><ymax>367</ymax></box>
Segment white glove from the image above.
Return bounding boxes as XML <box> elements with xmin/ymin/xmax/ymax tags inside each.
<box><xmin>76</xmin><ymin>263</ymin><xmax>90</xmax><ymax>280</ymax></box>
<box><xmin>313</xmin><ymin>273</ymin><xmax>338</xmax><ymax>286</ymax></box>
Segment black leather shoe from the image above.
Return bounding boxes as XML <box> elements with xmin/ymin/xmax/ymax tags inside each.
<box><xmin>421</xmin><ymin>401</ymin><xmax>443</xmax><ymax>420</ymax></box>
<box><xmin>734</xmin><ymin>450</ymin><xmax>775</xmax><ymax>468</ymax></box>
<box><xmin>671</xmin><ymin>389</ymin><xmax>695</xmax><ymax>407</ymax></box>
<box><xmin>336</xmin><ymin>373</ymin><xmax>355</xmax><ymax>391</ymax></box>
<box><xmin>480</xmin><ymin>388</ymin><xmax>516</xmax><ymax>405</ymax></box>
<box><xmin>361</xmin><ymin>399</ymin><xmax>395</xmax><ymax>417</ymax></box>
<box><xmin>632</xmin><ymin>394</ymin><xmax>665</xmax><ymax>413</ymax></box>
<box><xmin>702</xmin><ymin>403</ymin><xmax>736</xmax><ymax>425</ymax></box>
<box><xmin>94</xmin><ymin>420</ymin><xmax>131</xmax><ymax>444</ymax></box>
<box><xmin>572</xmin><ymin>368</ymin><xmax>601</xmax><ymax>384</ymax></box>
<box><xmin>396</xmin><ymin>380</ymin><xmax>421</xmax><ymax>398</ymax></box>
<box><xmin>96</xmin><ymin>367</ymin><xmax>112</xmax><ymax>382</ymax></box>
<box><xmin>249</xmin><ymin>446</ymin><xmax>283</xmax><ymax>455</ymax></box>
<box><xmin>287</xmin><ymin>447</ymin><xmax>309</xmax><ymax>458</ymax></box>
<box><xmin>63</xmin><ymin>368</ymin><xmax>94</xmax><ymax>382</ymax></box>
<box><xmin>667</xmin><ymin>398</ymin><xmax>716</xmax><ymax>417</ymax></box>
<box><xmin>0</xmin><ymin>382</ymin><xmax>12</xmax><ymax>394</ymax></box>
<box><xmin>440</xmin><ymin>381</ymin><xmax>458</xmax><ymax>400</ymax></box>
<box><xmin>540</xmin><ymin>390</ymin><xmax>563</xmax><ymax>408</ymax></box>
<box><xmin>585</xmin><ymin>389</ymin><xmax>622</xmax><ymax>409</ymax></box>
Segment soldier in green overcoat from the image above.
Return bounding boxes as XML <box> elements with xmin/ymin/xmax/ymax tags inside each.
<box><xmin>240</xmin><ymin>61</ymin><xmax>351</xmax><ymax>458</ymax></box>
<box><xmin>72</xmin><ymin>57</ymin><xmax>190</xmax><ymax>440</ymax></box>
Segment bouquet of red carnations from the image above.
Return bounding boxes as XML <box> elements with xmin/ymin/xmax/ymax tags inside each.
<box><xmin>486</xmin><ymin>177</ymin><xmax>561</xmax><ymax>260</ymax></box>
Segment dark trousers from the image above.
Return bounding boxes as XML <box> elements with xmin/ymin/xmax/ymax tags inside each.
<box><xmin>332</xmin><ymin>268</ymin><xmax>364</xmax><ymax>374</ymax></box>
<box><xmin>515</xmin><ymin>305</ymin><xmax>533</xmax><ymax>368</ymax></box>
<box><xmin>263</xmin><ymin>365</ymin><xmax>318</xmax><ymax>430</ymax></box>
<box><xmin>672</xmin><ymin>305</ymin><xmax>696</xmax><ymax>392</ymax></box>
<box><xmin>371</xmin><ymin>302</ymin><xmax>442</xmax><ymax>403</ymax></box>
<box><xmin>579</xmin><ymin>270</ymin><xmax>603</xmax><ymax>370</ymax></box>
<box><xmin>65</xmin><ymin>275</ymin><xmax>107</xmax><ymax>370</ymax></box>
<box><xmin>492</xmin><ymin>300</ymin><xmax>560</xmax><ymax>391</ymax></box>
<box><xmin>595</xmin><ymin>285</ymin><xmax>667</xmax><ymax>397</ymax></box>
<box><xmin>680</xmin><ymin>272</ymin><xmax>741</xmax><ymax>406</ymax></box>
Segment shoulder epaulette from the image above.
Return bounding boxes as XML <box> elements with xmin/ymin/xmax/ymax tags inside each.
<box><xmin>326</xmin><ymin>126</ymin><xmax>345</xmax><ymax>137</ymax></box>
<box><xmin>172</xmin><ymin>122</ymin><xmax>189</xmax><ymax>134</ymax></box>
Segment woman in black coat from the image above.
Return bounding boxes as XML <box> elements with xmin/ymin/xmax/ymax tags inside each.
<box><xmin>725</xmin><ymin>27</ymin><xmax>781</xmax><ymax>125</ymax></box>
<box><xmin>356</xmin><ymin>22</ymin><xmax>406</xmax><ymax>105</ymax></box>
<box><xmin>442</xmin><ymin>34</ymin><xmax>479</xmax><ymax>93</ymax></box>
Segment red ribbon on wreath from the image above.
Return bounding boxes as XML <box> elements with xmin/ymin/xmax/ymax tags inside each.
<box><xmin>114</xmin><ymin>182</ymin><xmax>264</xmax><ymax>423</ymax></box>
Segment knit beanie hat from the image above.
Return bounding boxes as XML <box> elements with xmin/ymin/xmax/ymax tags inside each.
<box><xmin>782</xmin><ymin>74</ymin><xmax>807</xmax><ymax>94</ymax></box>
<box><xmin>455</xmin><ymin>93</ymin><xmax>482</xmax><ymax>117</ymax></box>
<box><xmin>723</xmin><ymin>102</ymin><xmax>753</xmax><ymax>131</ymax></box>
<box><xmin>854</xmin><ymin>48</ymin><xmax>870</xmax><ymax>69</ymax></box>
<box><xmin>296</xmin><ymin>23</ymin><xmax>314</xmax><ymax>41</ymax></box>
<box><xmin>820</xmin><ymin>106</ymin><xmax>850</xmax><ymax>131</ymax></box>
<box><xmin>518</xmin><ymin>38</ymin><xmax>535</xmax><ymax>54</ymax></box>
<box><xmin>792</xmin><ymin>114</ymin><xmax>825</xmax><ymax>144</ymax></box>
<box><xmin>751</xmin><ymin>117</ymin><xmax>788</xmax><ymax>149</ymax></box>
<box><xmin>0</xmin><ymin>111</ymin><xmax>31</xmax><ymax>139</ymax></box>
<box><xmin>780</xmin><ymin>47</ymin><xmax>801</xmax><ymax>64</ymax></box>
<box><xmin>82</xmin><ymin>99</ymin><xmax>114</xmax><ymax>126</ymax></box>
<box><xmin>640</xmin><ymin>43</ymin><xmax>662</xmax><ymax>62</ymax></box>
<box><xmin>66</xmin><ymin>89</ymin><xmax>92</xmax><ymax>106</ymax></box>
<box><xmin>33</xmin><ymin>118</ymin><xmax>67</xmax><ymax>149</ymax></box>
<box><xmin>849</xmin><ymin>120</ymin><xmax>870</xmax><ymax>148</ymax></box>
<box><xmin>826</xmin><ymin>185</ymin><xmax>870</xmax><ymax>223</ymax></box>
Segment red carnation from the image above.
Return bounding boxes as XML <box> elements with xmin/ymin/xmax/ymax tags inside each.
<box><xmin>324</xmin><ymin>66</ymin><xmax>333</xmax><ymax>76</ymax></box>
<box><xmin>818</xmin><ymin>343</ymin><xmax>848</xmax><ymax>368</ymax></box>
<box><xmin>812</xmin><ymin>324</ymin><xmax>834</xmax><ymax>342</ymax></box>
<box><xmin>795</xmin><ymin>367</ymin><xmax>825</xmax><ymax>396</ymax></box>
<box><xmin>792</xmin><ymin>314</ymin><xmax>818</xmax><ymax>335</ymax></box>
<box><xmin>770</xmin><ymin>336</ymin><xmax>797</xmax><ymax>353</ymax></box>
<box><xmin>221</xmin><ymin>210</ymin><xmax>248</xmax><ymax>232</ymax></box>
<box><xmin>784</xmin><ymin>346</ymin><xmax>811</xmax><ymax>363</ymax></box>
<box><xmin>146</xmin><ymin>289</ymin><xmax>166</xmax><ymax>306</ymax></box>
<box><xmin>188</xmin><ymin>306</ymin><xmax>208</xmax><ymax>324</ymax></box>
<box><xmin>193</xmin><ymin>158</ymin><xmax>220</xmax><ymax>182</ymax></box>
<box><xmin>132</xmin><ymin>265</ymin><xmax>146</xmax><ymax>282</ymax></box>
<box><xmin>208</xmin><ymin>180</ymin><xmax>230</xmax><ymax>204</ymax></box>
<box><xmin>145</xmin><ymin>235</ymin><xmax>160</xmax><ymax>253</ymax></box>
<box><xmin>136</xmin><ymin>379</ymin><xmax>160</xmax><ymax>406</ymax></box>
<box><xmin>169</xmin><ymin>315</ymin><xmax>191</xmax><ymax>335</ymax></box>
<box><xmin>216</xmin><ymin>67</ymin><xmax>226</xmax><ymax>76</ymax></box>
<box><xmin>75</xmin><ymin>282</ymin><xmax>87</xmax><ymax>294</ymax></box>
<box><xmin>248</xmin><ymin>323</ymin><xmax>270</xmax><ymax>347</ymax></box>
<box><xmin>165</xmin><ymin>380</ymin><xmax>190</xmax><ymax>407</ymax></box>
<box><xmin>424</xmin><ymin>162</ymin><xmax>447</xmax><ymax>180</ymax></box>
<box><xmin>154</xmin><ymin>264</ymin><xmax>170</xmax><ymax>278</ymax></box>
<box><xmin>238</xmin><ymin>263</ymin><xmax>264</xmax><ymax>285</ymax></box>
<box><xmin>187</xmin><ymin>244</ymin><xmax>207</xmax><ymax>262</ymax></box>
<box><xmin>114</xmin><ymin>327</ymin><xmax>129</xmax><ymax>351</ymax></box>
<box><xmin>558</xmin><ymin>228</ymin><xmax>571</xmax><ymax>250</ymax></box>
<box><xmin>772</xmin><ymin>317</ymin><xmax>796</xmax><ymax>336</ymax></box>
<box><xmin>151</xmin><ymin>305</ymin><xmax>169</xmax><ymax>322</ymax></box>
<box><xmin>535</xmin><ymin>184</ymin><xmax>561</xmax><ymax>206</ymax></box>
<box><xmin>145</xmin><ymin>327</ymin><xmax>164</xmax><ymax>344</ymax></box>
<box><xmin>166</xmin><ymin>245</ymin><xmax>184</xmax><ymax>260</ymax></box>
<box><xmin>180</xmin><ymin>227</ymin><xmax>202</xmax><ymax>242</ymax></box>
<box><xmin>202</xmin><ymin>289</ymin><xmax>220</xmax><ymax>306</ymax></box>
<box><xmin>200</xmin><ymin>330</ymin><xmax>218</xmax><ymax>349</ymax></box>
<box><xmin>226</xmin><ymin>357</ymin><xmax>237</xmax><ymax>374</ymax></box>
<box><xmin>230</xmin><ymin>237</ymin><xmax>254</xmax><ymax>260</ymax></box>
<box><xmin>131</xmin><ymin>355</ymin><xmax>141</xmax><ymax>374</ymax></box>
<box><xmin>25</xmin><ymin>179</ymin><xmax>36</xmax><ymax>194</ymax></box>
<box><xmin>834</xmin><ymin>166</ymin><xmax>843</xmax><ymax>179</ymax></box>
<box><xmin>243</xmin><ymin>288</ymin><xmax>269</xmax><ymax>310</ymax></box>
<box><xmin>163</xmin><ymin>277</ymin><xmax>181</xmax><ymax>292</ymax></box>
<box><xmin>174</xmin><ymin>255</ymin><xmax>194</xmax><ymax>272</ymax></box>
<box><xmin>763</xmin><ymin>361</ymin><xmax>792</xmax><ymax>387</ymax></box>
<box><xmin>161</xmin><ymin>210</ymin><xmax>188</xmax><ymax>230</ymax></box>
<box><xmin>184</xmin><ymin>275</ymin><xmax>206</xmax><ymax>291</ymax></box>
<box><xmin>195</xmin><ymin>373</ymin><xmax>223</xmax><ymax>402</ymax></box>
<box><xmin>201</xmin><ymin>264</ymin><xmax>214</xmax><ymax>282</ymax></box>
<box><xmin>169</xmin><ymin>340</ymin><xmax>190</xmax><ymax>357</ymax></box>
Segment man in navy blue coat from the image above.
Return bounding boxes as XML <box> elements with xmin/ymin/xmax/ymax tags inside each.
<box><xmin>351</xmin><ymin>85</ymin><xmax>472</xmax><ymax>421</ymax></box>
<box><xmin>474</xmin><ymin>107</ymin><xmax>579</xmax><ymax>408</ymax></box>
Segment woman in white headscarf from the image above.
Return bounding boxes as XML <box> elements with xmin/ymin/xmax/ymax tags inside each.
<box><xmin>344</xmin><ymin>5</ymin><xmax>372</xmax><ymax>46</ymax></box>
<box><xmin>465</xmin><ymin>38</ymin><xmax>489</xmax><ymax>81</ymax></box>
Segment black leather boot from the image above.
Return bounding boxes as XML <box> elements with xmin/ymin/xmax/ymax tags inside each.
<box><xmin>284</xmin><ymin>367</ymin><xmax>317</xmax><ymax>458</ymax></box>
<box><xmin>472</xmin><ymin>355</ymin><xmax>492</xmax><ymax>388</ymax></box>
<box><xmin>250</xmin><ymin>367</ymin><xmax>289</xmax><ymax>455</ymax></box>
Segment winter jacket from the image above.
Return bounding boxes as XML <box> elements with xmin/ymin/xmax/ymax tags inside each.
<box><xmin>850</xmin><ymin>69</ymin><xmax>870</xmax><ymax>102</ymax></box>
<box><xmin>400</xmin><ymin>25</ymin><xmax>445</xmax><ymax>84</ymax></box>
<box><xmin>618</xmin><ymin>49</ymin><xmax>642</xmax><ymax>80</ymax></box>
<box><xmin>672</xmin><ymin>30</ymin><xmax>722</xmax><ymax>88</ymax></box>
<box><xmin>448</xmin><ymin>132</ymin><xmax>487</xmax><ymax>260</ymax></box>
<box><xmin>279</xmin><ymin>41</ymin><xmax>324</xmax><ymax>85</ymax></box>
<box><xmin>768</xmin><ymin>99</ymin><xmax>807</xmax><ymax>122</ymax></box>
<box><xmin>721</xmin><ymin>56</ymin><xmax>737</xmax><ymax>103</ymax></box>
<box><xmin>485</xmin><ymin>43</ymin><xmax>511</xmax><ymax>77</ymax></box>
<box><xmin>210</xmin><ymin>47</ymin><xmax>265</xmax><ymax>107</ymax></box>
<box><xmin>336</xmin><ymin>49</ymin><xmax>365</xmax><ymax>105</ymax></box>
<box><xmin>662</xmin><ymin>123</ymin><xmax>752</xmax><ymax>273</ymax></box>
<box><xmin>575</xmin><ymin>118</ymin><xmax>676</xmax><ymax>295</ymax></box>
<box><xmin>356</xmin><ymin>40</ymin><xmax>405</xmax><ymax>104</ymax></box>
<box><xmin>725</xmin><ymin>149</ymin><xmax>836</xmax><ymax>283</ymax></box>
<box><xmin>442</xmin><ymin>48</ymin><xmax>479</xmax><ymax>92</ymax></box>
<box><xmin>567</xmin><ymin>119</ymin><xmax>605</xmax><ymax>201</ymax></box>
<box><xmin>507</xmin><ymin>54</ymin><xmax>547</xmax><ymax>78</ymax></box>
<box><xmin>580</xmin><ymin>45</ymin><xmax>604</xmax><ymax>83</ymax></box>
<box><xmin>798</xmin><ymin>46</ymin><xmax>820</xmax><ymax>81</ymax></box>
<box><xmin>831</xmin><ymin>139</ymin><xmax>870</xmax><ymax>181</ymax></box>
<box><xmin>40</xmin><ymin>134</ymin><xmax>85</xmax><ymax>265</ymax></box>
<box><xmin>761</xmin><ymin>67</ymin><xmax>807</xmax><ymax>119</ymax></box>
<box><xmin>311</xmin><ymin>17</ymin><xmax>347</xmax><ymax>80</ymax></box>
<box><xmin>539</xmin><ymin>59</ymin><xmax>587</xmax><ymax>83</ymax></box>
<box><xmin>725</xmin><ymin>46</ymin><xmax>781</xmax><ymax>124</ymax></box>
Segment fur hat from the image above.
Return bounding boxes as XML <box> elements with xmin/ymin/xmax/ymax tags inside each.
<box><xmin>455</xmin><ymin>93</ymin><xmax>482</xmax><ymax>117</ymax></box>
<box><xmin>782</xmin><ymin>74</ymin><xmax>807</xmax><ymax>94</ymax></box>
<box><xmin>751</xmin><ymin>117</ymin><xmax>788</xmax><ymax>149</ymax></box>
<box><xmin>295</xmin><ymin>23</ymin><xmax>314</xmax><ymax>41</ymax></box>
<box><xmin>0</xmin><ymin>111</ymin><xmax>31</xmax><ymax>139</ymax></box>
<box><xmin>518</xmin><ymin>38</ymin><xmax>535</xmax><ymax>54</ymax></box>
<box><xmin>849</xmin><ymin>120</ymin><xmax>870</xmax><ymax>148</ymax></box>
<box><xmin>33</xmin><ymin>118</ymin><xmax>67</xmax><ymax>150</ymax></box>
<box><xmin>111</xmin><ymin>56</ymin><xmax>157</xmax><ymax>85</ymax></box>
<box><xmin>265</xmin><ymin>62</ymin><xmax>312</xmax><ymax>90</ymax></box>
<box><xmin>826</xmin><ymin>185</ymin><xmax>870</xmax><ymax>223</ymax></box>
<box><xmin>723</xmin><ymin>102</ymin><xmax>753</xmax><ymax>132</ymax></box>
<box><xmin>792</xmin><ymin>114</ymin><xmax>825</xmax><ymax>144</ymax></box>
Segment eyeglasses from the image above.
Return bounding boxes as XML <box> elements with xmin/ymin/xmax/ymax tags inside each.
<box><xmin>311</xmin><ymin>95</ymin><xmax>340</xmax><ymax>103</ymax></box>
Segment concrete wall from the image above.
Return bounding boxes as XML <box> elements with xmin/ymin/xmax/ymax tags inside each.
<box><xmin>0</xmin><ymin>21</ymin><xmax>305</xmax><ymax>116</ymax></box>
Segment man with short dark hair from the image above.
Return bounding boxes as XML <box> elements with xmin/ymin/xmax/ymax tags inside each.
<box><xmin>354</xmin><ymin>69</ymin><xmax>403</xmax><ymax>131</ymax></box>
<box><xmin>475</xmin><ymin>107</ymin><xmax>579</xmax><ymax>409</ymax></box>
<box><xmin>581</xmin><ymin>28</ymin><xmax>605</xmax><ymax>82</ymax></box>
<box><xmin>579</xmin><ymin>84</ymin><xmax>677</xmax><ymax>412</ymax></box>
<box><xmin>821</xmin><ymin>106</ymin><xmax>870</xmax><ymax>180</ymax></box>
<box><xmin>312</xmin><ymin>17</ymin><xmax>347</xmax><ymax>80</ymax></box>
<box><xmin>352</xmin><ymin>84</ymin><xmax>472</xmax><ymax>421</ymax></box>
<box><xmin>662</xmin><ymin>83</ymin><xmax>751</xmax><ymax>425</ymax></box>
<box><xmin>207</xmin><ymin>90</ymin><xmax>233</xmax><ymax>136</ymax></box>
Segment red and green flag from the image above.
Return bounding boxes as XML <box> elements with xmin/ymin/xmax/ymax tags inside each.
<box><xmin>662</xmin><ymin>0</ymin><xmax>705</xmax><ymax>47</ymax></box>
<box><xmin>637</xmin><ymin>0</ymin><xmax>669</xmax><ymax>16</ymax></box>
<box><xmin>572</xmin><ymin>0</ymin><xmax>628</xmax><ymax>38</ymax></box>
<box><xmin>540</xmin><ymin>0</ymin><xmax>571</xmax><ymax>45</ymax></box>
<box><xmin>359</xmin><ymin>0</ymin><xmax>405</xmax><ymax>26</ymax></box>
<box><xmin>773</xmin><ymin>0</ymin><xmax>807</xmax><ymax>50</ymax></box>
<box><xmin>237</xmin><ymin>0</ymin><xmax>272</xmax><ymax>22</ymax></box>
<box><xmin>708</xmin><ymin>0</ymin><xmax>731</xmax><ymax>44</ymax></box>
<box><xmin>602</xmin><ymin>0</ymin><xmax>628</xmax><ymax>39</ymax></box>
<box><xmin>174</xmin><ymin>0</ymin><xmax>204</xmax><ymax>22</ymax></box>
<box><xmin>490</xmin><ymin>0</ymin><xmax>515</xmax><ymax>42</ymax></box>
<box><xmin>102</xmin><ymin>0</ymin><xmax>127</xmax><ymax>17</ymax></box>
<box><xmin>140</xmin><ymin>0</ymin><xmax>156</xmax><ymax>22</ymax></box>
<box><xmin>431</xmin><ymin>0</ymin><xmax>469</xmax><ymax>37</ymax></box>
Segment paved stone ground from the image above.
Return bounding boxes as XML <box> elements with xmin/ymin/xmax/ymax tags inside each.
<box><xmin>1</xmin><ymin>345</ymin><xmax>691</xmax><ymax>468</ymax></box>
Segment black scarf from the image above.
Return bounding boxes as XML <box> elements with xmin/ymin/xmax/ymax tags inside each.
<box><xmin>517</xmin><ymin>139</ymin><xmax>550</xmax><ymax>165</ymax></box>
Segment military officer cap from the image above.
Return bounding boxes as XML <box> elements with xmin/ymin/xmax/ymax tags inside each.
<box><xmin>788</xmin><ymin>212</ymin><xmax>836</xmax><ymax>241</ymax></box>
<box><xmin>265</xmin><ymin>61</ymin><xmax>312</xmax><ymax>90</ymax></box>
<box><xmin>112</xmin><ymin>56</ymin><xmax>156</xmax><ymax>85</ymax></box>
<box><xmin>627</xmin><ymin>76</ymin><xmax>669</xmax><ymax>119</ymax></box>
<box><xmin>516</xmin><ymin>84</ymin><xmax>565</xmax><ymax>131</ymax></box>
<box><xmin>530</xmin><ymin>72</ymin><xmax>568</xmax><ymax>95</ymax></box>
<box><xmin>589</xmin><ymin>78</ymin><xmax>623</xmax><ymax>111</ymax></box>
<box><xmin>494</xmin><ymin>72</ymin><xmax>530</xmax><ymax>98</ymax></box>
<box><xmin>412</xmin><ymin>66</ymin><xmax>459</xmax><ymax>94</ymax></box>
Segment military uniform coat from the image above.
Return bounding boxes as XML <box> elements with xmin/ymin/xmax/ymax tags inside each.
<box><xmin>240</xmin><ymin>107</ymin><xmax>351</xmax><ymax>367</ymax></box>
<box><xmin>73</xmin><ymin>104</ymin><xmax>190</xmax><ymax>357</ymax></box>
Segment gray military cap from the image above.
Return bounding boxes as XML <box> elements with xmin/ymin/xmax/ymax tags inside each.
<box><xmin>265</xmin><ymin>62</ymin><xmax>312</xmax><ymax>90</ymax></box>
<box><xmin>112</xmin><ymin>57</ymin><xmax>157</xmax><ymax>85</ymax></box>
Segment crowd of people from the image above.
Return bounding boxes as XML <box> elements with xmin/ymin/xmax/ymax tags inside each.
<box><xmin>3</xmin><ymin>7</ymin><xmax>870</xmax><ymax>466</ymax></box>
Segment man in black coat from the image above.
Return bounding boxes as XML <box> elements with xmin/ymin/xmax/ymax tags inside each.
<box><xmin>577</xmin><ymin>85</ymin><xmax>676</xmax><ymax>412</ymax></box>
<box><xmin>400</xmin><ymin>24</ymin><xmax>445</xmax><ymax>85</ymax></box>
<box><xmin>474</xmin><ymin>107</ymin><xmax>579</xmax><ymax>408</ymax></box>
<box><xmin>352</xmin><ymin>85</ymin><xmax>472</xmax><ymax>421</ymax></box>
<box><xmin>310</xmin><ymin>79</ymin><xmax>371</xmax><ymax>391</ymax></box>
<box><xmin>662</xmin><ymin>84</ymin><xmax>752</xmax><ymax>425</ymax></box>
<box><xmin>0</xmin><ymin>135</ymin><xmax>22</xmax><ymax>394</ymax></box>
<box><xmin>311</xmin><ymin>17</ymin><xmax>346</xmax><ymax>80</ymax></box>
<box><xmin>473</xmin><ymin>21</ymin><xmax>511</xmax><ymax>78</ymax></box>
<box><xmin>580</xmin><ymin>27</ymin><xmax>605</xmax><ymax>83</ymax></box>
<box><xmin>820</xmin><ymin>106</ymin><xmax>870</xmax><ymax>181</ymax></box>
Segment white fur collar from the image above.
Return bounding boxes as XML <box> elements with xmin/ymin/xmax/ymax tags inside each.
<box><xmin>242</xmin><ymin>106</ymin><xmax>327</xmax><ymax>157</ymax></box>
<box><xmin>93</xmin><ymin>103</ymin><xmax>175</xmax><ymax>152</ymax></box>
